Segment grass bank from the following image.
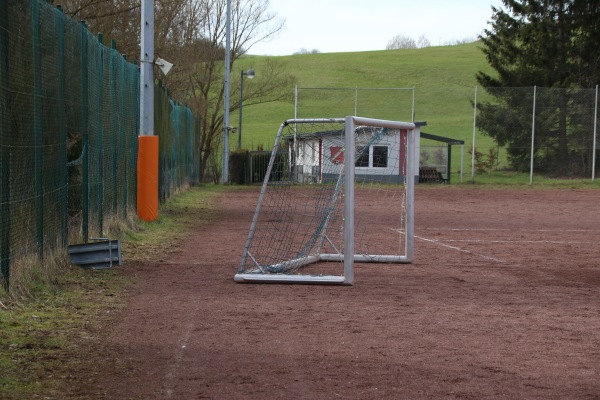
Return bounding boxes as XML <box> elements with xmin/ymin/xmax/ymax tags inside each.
<box><xmin>454</xmin><ymin>170</ymin><xmax>600</xmax><ymax>189</ymax></box>
<box><xmin>0</xmin><ymin>185</ymin><xmax>223</xmax><ymax>399</ymax></box>
<box><xmin>233</xmin><ymin>42</ymin><xmax>495</xmax><ymax>153</ymax></box>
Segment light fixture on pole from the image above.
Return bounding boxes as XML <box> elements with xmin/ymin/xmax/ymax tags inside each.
<box><xmin>155</xmin><ymin>57</ymin><xmax>174</xmax><ymax>76</ymax></box>
<box><xmin>238</xmin><ymin>68</ymin><xmax>255</xmax><ymax>150</ymax></box>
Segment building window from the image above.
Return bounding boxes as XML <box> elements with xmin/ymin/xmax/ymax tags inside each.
<box><xmin>355</xmin><ymin>145</ymin><xmax>388</xmax><ymax>168</ymax></box>
<box><xmin>356</xmin><ymin>146</ymin><xmax>369</xmax><ymax>167</ymax></box>
<box><xmin>372</xmin><ymin>146</ymin><xmax>388</xmax><ymax>168</ymax></box>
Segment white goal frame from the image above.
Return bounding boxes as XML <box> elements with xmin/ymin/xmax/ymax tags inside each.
<box><xmin>234</xmin><ymin>116</ymin><xmax>416</xmax><ymax>285</ymax></box>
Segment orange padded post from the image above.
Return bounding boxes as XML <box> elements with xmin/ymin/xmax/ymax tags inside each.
<box><xmin>137</xmin><ymin>135</ymin><xmax>159</xmax><ymax>221</ymax></box>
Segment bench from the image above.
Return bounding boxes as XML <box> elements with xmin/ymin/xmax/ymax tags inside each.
<box><xmin>419</xmin><ymin>167</ymin><xmax>448</xmax><ymax>184</ymax></box>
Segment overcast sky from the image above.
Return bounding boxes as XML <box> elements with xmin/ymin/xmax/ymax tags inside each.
<box><xmin>249</xmin><ymin>0</ymin><xmax>503</xmax><ymax>56</ymax></box>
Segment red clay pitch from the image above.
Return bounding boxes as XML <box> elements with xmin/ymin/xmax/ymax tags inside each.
<box><xmin>66</xmin><ymin>186</ymin><xmax>600</xmax><ymax>399</ymax></box>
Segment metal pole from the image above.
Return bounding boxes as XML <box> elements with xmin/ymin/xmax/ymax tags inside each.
<box><xmin>344</xmin><ymin>117</ymin><xmax>355</xmax><ymax>285</ymax></box>
<box><xmin>97</xmin><ymin>33</ymin><xmax>104</xmax><ymax>232</ymax></box>
<box><xmin>137</xmin><ymin>0</ymin><xmax>159</xmax><ymax>221</ymax></box>
<box><xmin>460</xmin><ymin>145</ymin><xmax>464</xmax><ymax>182</ymax></box>
<box><xmin>56</xmin><ymin>6</ymin><xmax>67</xmax><ymax>245</ymax></box>
<box><xmin>471</xmin><ymin>86</ymin><xmax>477</xmax><ymax>181</ymax></box>
<box><xmin>140</xmin><ymin>0</ymin><xmax>154</xmax><ymax>136</ymax></box>
<box><xmin>405</xmin><ymin>128</ymin><xmax>415</xmax><ymax>262</ymax></box>
<box><xmin>32</xmin><ymin>0</ymin><xmax>43</xmax><ymax>257</ymax></box>
<box><xmin>530</xmin><ymin>86</ymin><xmax>537</xmax><ymax>185</ymax></box>
<box><xmin>0</xmin><ymin>0</ymin><xmax>10</xmax><ymax>290</ymax></box>
<box><xmin>238</xmin><ymin>70</ymin><xmax>243</xmax><ymax>150</ymax></box>
<box><xmin>592</xmin><ymin>85</ymin><xmax>598</xmax><ymax>181</ymax></box>
<box><xmin>354</xmin><ymin>86</ymin><xmax>358</xmax><ymax>116</ymax></box>
<box><xmin>294</xmin><ymin>85</ymin><xmax>298</xmax><ymax>119</ymax></box>
<box><xmin>411</xmin><ymin>86</ymin><xmax>415</xmax><ymax>122</ymax></box>
<box><xmin>81</xmin><ymin>21</ymin><xmax>89</xmax><ymax>241</ymax></box>
<box><xmin>222</xmin><ymin>0</ymin><xmax>232</xmax><ymax>183</ymax></box>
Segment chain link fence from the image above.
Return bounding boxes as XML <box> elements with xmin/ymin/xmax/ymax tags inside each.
<box><xmin>296</xmin><ymin>86</ymin><xmax>599</xmax><ymax>182</ymax></box>
<box><xmin>478</xmin><ymin>87</ymin><xmax>598</xmax><ymax>180</ymax></box>
<box><xmin>1</xmin><ymin>1</ymin><xmax>199</xmax><ymax>293</ymax></box>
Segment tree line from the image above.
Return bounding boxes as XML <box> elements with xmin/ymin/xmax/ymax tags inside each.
<box><xmin>385</xmin><ymin>34</ymin><xmax>478</xmax><ymax>50</ymax></box>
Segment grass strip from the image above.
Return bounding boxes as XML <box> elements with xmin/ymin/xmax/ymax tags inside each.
<box><xmin>0</xmin><ymin>184</ymin><xmax>223</xmax><ymax>399</ymax></box>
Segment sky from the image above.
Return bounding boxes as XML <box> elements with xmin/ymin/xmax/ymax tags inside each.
<box><xmin>249</xmin><ymin>0</ymin><xmax>504</xmax><ymax>56</ymax></box>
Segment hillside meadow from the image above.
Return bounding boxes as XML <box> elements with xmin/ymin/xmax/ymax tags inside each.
<box><xmin>230</xmin><ymin>42</ymin><xmax>498</xmax><ymax>177</ymax></box>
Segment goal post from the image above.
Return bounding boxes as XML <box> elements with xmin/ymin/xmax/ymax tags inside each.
<box><xmin>235</xmin><ymin>116</ymin><xmax>416</xmax><ymax>285</ymax></box>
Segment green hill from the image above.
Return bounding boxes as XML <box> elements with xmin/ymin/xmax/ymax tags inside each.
<box><xmin>231</xmin><ymin>42</ymin><xmax>497</xmax><ymax>172</ymax></box>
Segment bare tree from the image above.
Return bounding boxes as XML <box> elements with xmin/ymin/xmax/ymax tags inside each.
<box><xmin>49</xmin><ymin>0</ymin><xmax>141</xmax><ymax>57</ymax></box>
<box><xmin>293</xmin><ymin>48</ymin><xmax>321</xmax><ymax>55</ymax></box>
<box><xmin>442</xmin><ymin>37</ymin><xmax>478</xmax><ymax>46</ymax></box>
<box><xmin>55</xmin><ymin>0</ymin><xmax>293</xmax><ymax>181</ymax></box>
<box><xmin>386</xmin><ymin>34</ymin><xmax>417</xmax><ymax>50</ymax></box>
<box><xmin>165</xmin><ymin>0</ymin><xmax>293</xmax><ymax>180</ymax></box>
<box><xmin>416</xmin><ymin>35</ymin><xmax>431</xmax><ymax>49</ymax></box>
<box><xmin>54</xmin><ymin>0</ymin><xmax>213</xmax><ymax>59</ymax></box>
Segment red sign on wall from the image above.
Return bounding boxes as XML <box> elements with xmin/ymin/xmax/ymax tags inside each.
<box><xmin>330</xmin><ymin>146</ymin><xmax>344</xmax><ymax>165</ymax></box>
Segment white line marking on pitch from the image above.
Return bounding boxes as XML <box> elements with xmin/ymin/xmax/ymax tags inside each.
<box><xmin>415</xmin><ymin>235</ymin><xmax>505</xmax><ymax>263</ymax></box>
<box><xmin>440</xmin><ymin>239</ymin><xmax>591</xmax><ymax>244</ymax></box>
<box><xmin>163</xmin><ymin>303</ymin><xmax>200</xmax><ymax>398</ymax></box>
<box><xmin>424</xmin><ymin>228</ymin><xmax>593</xmax><ymax>233</ymax></box>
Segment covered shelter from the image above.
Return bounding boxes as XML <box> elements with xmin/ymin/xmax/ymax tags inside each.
<box><xmin>417</xmin><ymin>131</ymin><xmax>465</xmax><ymax>184</ymax></box>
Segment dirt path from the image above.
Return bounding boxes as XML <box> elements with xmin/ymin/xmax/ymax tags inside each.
<box><xmin>67</xmin><ymin>187</ymin><xmax>600</xmax><ymax>399</ymax></box>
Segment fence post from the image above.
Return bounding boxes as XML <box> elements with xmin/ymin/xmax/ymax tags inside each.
<box><xmin>195</xmin><ymin>116</ymin><xmax>201</xmax><ymax>182</ymax></box>
<box><xmin>120</xmin><ymin>55</ymin><xmax>128</xmax><ymax>217</ymax></box>
<box><xmin>0</xmin><ymin>0</ymin><xmax>10</xmax><ymax>290</ymax></box>
<box><xmin>471</xmin><ymin>86</ymin><xmax>477</xmax><ymax>181</ymax></box>
<box><xmin>411</xmin><ymin>86</ymin><xmax>416</xmax><ymax>122</ymax></box>
<box><xmin>222</xmin><ymin>0</ymin><xmax>230</xmax><ymax>184</ymax></box>
<box><xmin>593</xmin><ymin>85</ymin><xmax>598</xmax><ymax>181</ymax></box>
<box><xmin>530</xmin><ymin>86</ymin><xmax>537</xmax><ymax>185</ymax></box>
<box><xmin>294</xmin><ymin>85</ymin><xmax>298</xmax><ymax>119</ymax></box>
<box><xmin>97</xmin><ymin>33</ymin><xmax>104</xmax><ymax>234</ymax></box>
<box><xmin>110</xmin><ymin>39</ymin><xmax>118</xmax><ymax>215</ymax></box>
<box><xmin>460</xmin><ymin>145</ymin><xmax>464</xmax><ymax>183</ymax></box>
<box><xmin>81</xmin><ymin>21</ymin><xmax>89</xmax><ymax>242</ymax></box>
<box><xmin>32</xmin><ymin>0</ymin><xmax>44</xmax><ymax>258</ymax></box>
<box><xmin>56</xmin><ymin>6</ymin><xmax>67</xmax><ymax>246</ymax></box>
<box><xmin>132</xmin><ymin>60</ymin><xmax>139</xmax><ymax>206</ymax></box>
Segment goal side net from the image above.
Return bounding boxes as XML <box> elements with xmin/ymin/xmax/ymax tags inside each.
<box><xmin>235</xmin><ymin>116</ymin><xmax>416</xmax><ymax>285</ymax></box>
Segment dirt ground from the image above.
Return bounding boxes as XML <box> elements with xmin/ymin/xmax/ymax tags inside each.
<box><xmin>66</xmin><ymin>186</ymin><xmax>600</xmax><ymax>399</ymax></box>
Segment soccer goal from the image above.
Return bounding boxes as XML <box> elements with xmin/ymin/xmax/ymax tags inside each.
<box><xmin>234</xmin><ymin>116</ymin><xmax>416</xmax><ymax>285</ymax></box>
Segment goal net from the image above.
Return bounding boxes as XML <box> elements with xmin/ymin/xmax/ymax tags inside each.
<box><xmin>235</xmin><ymin>116</ymin><xmax>416</xmax><ymax>285</ymax></box>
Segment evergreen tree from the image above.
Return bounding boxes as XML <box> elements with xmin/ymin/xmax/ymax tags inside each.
<box><xmin>569</xmin><ymin>0</ymin><xmax>600</xmax><ymax>87</ymax></box>
<box><xmin>476</xmin><ymin>0</ymin><xmax>600</xmax><ymax>174</ymax></box>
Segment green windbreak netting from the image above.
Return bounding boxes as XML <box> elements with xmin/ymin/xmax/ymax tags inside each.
<box><xmin>0</xmin><ymin>0</ymin><xmax>199</xmax><ymax>292</ymax></box>
<box><xmin>157</xmin><ymin>81</ymin><xmax>201</xmax><ymax>203</ymax></box>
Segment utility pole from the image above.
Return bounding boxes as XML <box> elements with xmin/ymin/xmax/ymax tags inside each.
<box><xmin>138</xmin><ymin>0</ymin><xmax>158</xmax><ymax>221</ymax></box>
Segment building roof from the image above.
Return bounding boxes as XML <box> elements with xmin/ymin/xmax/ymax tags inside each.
<box><xmin>420</xmin><ymin>132</ymin><xmax>464</xmax><ymax>145</ymax></box>
<box><xmin>290</xmin><ymin>122</ymin><xmax>427</xmax><ymax>141</ymax></box>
